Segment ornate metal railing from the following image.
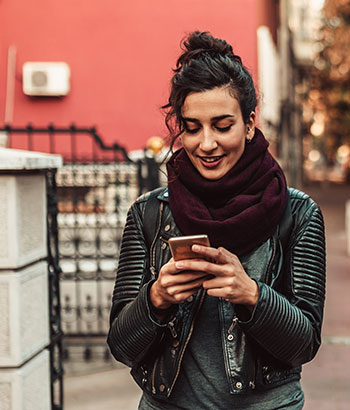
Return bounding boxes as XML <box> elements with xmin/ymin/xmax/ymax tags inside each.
<box><xmin>46</xmin><ymin>169</ymin><xmax>64</xmax><ymax>410</ymax></box>
<box><xmin>56</xmin><ymin>161</ymin><xmax>139</xmax><ymax>363</ymax></box>
<box><xmin>2</xmin><ymin>124</ymin><xmax>131</xmax><ymax>162</ymax></box>
<box><xmin>1</xmin><ymin>124</ymin><xmax>161</xmax><ymax>407</ymax></box>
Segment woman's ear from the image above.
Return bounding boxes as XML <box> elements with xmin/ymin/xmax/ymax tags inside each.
<box><xmin>246</xmin><ymin>112</ymin><xmax>256</xmax><ymax>142</ymax></box>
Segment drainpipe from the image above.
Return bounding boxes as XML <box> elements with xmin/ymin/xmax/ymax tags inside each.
<box><xmin>1</xmin><ymin>45</ymin><xmax>17</xmax><ymax>147</ymax></box>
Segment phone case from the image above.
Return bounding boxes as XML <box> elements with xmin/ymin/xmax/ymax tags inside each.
<box><xmin>168</xmin><ymin>235</ymin><xmax>210</xmax><ymax>261</ymax></box>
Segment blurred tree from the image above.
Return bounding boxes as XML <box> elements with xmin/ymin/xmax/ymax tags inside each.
<box><xmin>302</xmin><ymin>0</ymin><xmax>350</xmax><ymax>164</ymax></box>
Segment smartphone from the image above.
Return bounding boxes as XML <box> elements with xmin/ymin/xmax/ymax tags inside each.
<box><xmin>168</xmin><ymin>234</ymin><xmax>210</xmax><ymax>261</ymax></box>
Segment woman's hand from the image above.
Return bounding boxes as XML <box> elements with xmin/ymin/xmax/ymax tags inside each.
<box><xmin>150</xmin><ymin>257</ymin><xmax>211</xmax><ymax>310</ymax></box>
<box><xmin>175</xmin><ymin>244</ymin><xmax>259</xmax><ymax>310</ymax></box>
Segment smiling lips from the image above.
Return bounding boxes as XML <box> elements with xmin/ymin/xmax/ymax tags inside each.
<box><xmin>198</xmin><ymin>155</ymin><xmax>225</xmax><ymax>168</ymax></box>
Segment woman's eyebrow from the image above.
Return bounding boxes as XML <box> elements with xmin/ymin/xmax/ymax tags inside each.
<box><xmin>183</xmin><ymin>114</ymin><xmax>235</xmax><ymax>122</ymax></box>
<box><xmin>212</xmin><ymin>114</ymin><xmax>235</xmax><ymax>121</ymax></box>
<box><xmin>182</xmin><ymin>117</ymin><xmax>200</xmax><ymax>123</ymax></box>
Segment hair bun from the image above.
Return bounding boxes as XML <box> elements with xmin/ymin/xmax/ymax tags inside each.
<box><xmin>176</xmin><ymin>31</ymin><xmax>242</xmax><ymax>70</ymax></box>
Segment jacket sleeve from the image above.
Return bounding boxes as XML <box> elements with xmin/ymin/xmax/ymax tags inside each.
<box><xmin>238</xmin><ymin>192</ymin><xmax>326</xmax><ymax>367</ymax></box>
<box><xmin>106</xmin><ymin>200</ymin><xmax>168</xmax><ymax>368</ymax></box>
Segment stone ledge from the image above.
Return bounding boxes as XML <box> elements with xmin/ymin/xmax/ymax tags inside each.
<box><xmin>0</xmin><ymin>349</ymin><xmax>50</xmax><ymax>410</ymax></box>
<box><xmin>0</xmin><ymin>262</ymin><xmax>49</xmax><ymax>367</ymax></box>
<box><xmin>0</xmin><ymin>147</ymin><xmax>62</xmax><ymax>170</ymax></box>
<box><xmin>0</xmin><ymin>174</ymin><xmax>46</xmax><ymax>269</ymax></box>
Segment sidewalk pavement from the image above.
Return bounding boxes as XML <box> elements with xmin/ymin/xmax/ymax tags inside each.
<box><xmin>300</xmin><ymin>184</ymin><xmax>350</xmax><ymax>410</ymax></box>
<box><xmin>64</xmin><ymin>183</ymin><xmax>350</xmax><ymax>410</ymax></box>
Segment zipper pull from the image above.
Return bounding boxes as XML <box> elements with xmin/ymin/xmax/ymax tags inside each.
<box><xmin>150</xmin><ymin>266</ymin><xmax>156</xmax><ymax>280</ymax></box>
<box><xmin>228</xmin><ymin>316</ymin><xmax>238</xmax><ymax>335</ymax></box>
<box><xmin>168</xmin><ymin>318</ymin><xmax>177</xmax><ymax>339</ymax></box>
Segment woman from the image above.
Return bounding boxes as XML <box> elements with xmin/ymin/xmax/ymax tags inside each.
<box><xmin>107</xmin><ymin>31</ymin><xmax>326</xmax><ymax>409</ymax></box>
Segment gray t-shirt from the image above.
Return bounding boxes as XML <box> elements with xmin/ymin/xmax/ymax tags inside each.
<box><xmin>139</xmin><ymin>294</ymin><xmax>304</xmax><ymax>410</ymax></box>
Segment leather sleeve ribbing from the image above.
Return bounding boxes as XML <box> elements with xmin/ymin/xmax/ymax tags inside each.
<box><xmin>107</xmin><ymin>202</ymin><xmax>167</xmax><ymax>367</ymax></box>
<box><xmin>239</xmin><ymin>194</ymin><xmax>326</xmax><ymax>367</ymax></box>
<box><xmin>110</xmin><ymin>204</ymin><xmax>147</xmax><ymax>317</ymax></box>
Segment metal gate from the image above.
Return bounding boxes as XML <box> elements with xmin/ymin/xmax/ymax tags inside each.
<box><xmin>1</xmin><ymin>124</ymin><xmax>160</xmax><ymax>408</ymax></box>
<box><xmin>46</xmin><ymin>169</ymin><xmax>64</xmax><ymax>410</ymax></box>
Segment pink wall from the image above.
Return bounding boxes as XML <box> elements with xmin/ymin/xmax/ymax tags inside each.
<box><xmin>0</xmin><ymin>0</ymin><xmax>276</xmax><ymax>152</ymax></box>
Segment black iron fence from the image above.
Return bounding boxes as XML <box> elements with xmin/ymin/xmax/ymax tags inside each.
<box><xmin>1</xmin><ymin>124</ymin><xmax>161</xmax><ymax>409</ymax></box>
<box><xmin>2</xmin><ymin>124</ymin><xmax>130</xmax><ymax>162</ymax></box>
<box><xmin>46</xmin><ymin>169</ymin><xmax>64</xmax><ymax>410</ymax></box>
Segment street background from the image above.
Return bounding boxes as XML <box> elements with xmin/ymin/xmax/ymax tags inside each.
<box><xmin>64</xmin><ymin>183</ymin><xmax>350</xmax><ymax>410</ymax></box>
<box><xmin>1</xmin><ymin>1</ymin><xmax>349</xmax><ymax>409</ymax></box>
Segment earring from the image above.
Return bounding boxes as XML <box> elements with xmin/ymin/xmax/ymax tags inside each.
<box><xmin>246</xmin><ymin>126</ymin><xmax>252</xmax><ymax>143</ymax></box>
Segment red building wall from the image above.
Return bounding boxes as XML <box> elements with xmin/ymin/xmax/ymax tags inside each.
<box><xmin>0</xmin><ymin>0</ymin><xmax>278</xmax><ymax>151</ymax></box>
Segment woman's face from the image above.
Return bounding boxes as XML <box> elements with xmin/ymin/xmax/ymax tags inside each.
<box><xmin>181</xmin><ymin>86</ymin><xmax>255</xmax><ymax>180</ymax></box>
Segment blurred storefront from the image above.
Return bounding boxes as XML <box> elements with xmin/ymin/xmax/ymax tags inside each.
<box><xmin>284</xmin><ymin>0</ymin><xmax>350</xmax><ymax>186</ymax></box>
<box><xmin>274</xmin><ymin>0</ymin><xmax>323</xmax><ymax>187</ymax></box>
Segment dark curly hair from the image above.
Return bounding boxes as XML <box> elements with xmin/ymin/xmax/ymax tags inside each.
<box><xmin>163</xmin><ymin>31</ymin><xmax>257</xmax><ymax>148</ymax></box>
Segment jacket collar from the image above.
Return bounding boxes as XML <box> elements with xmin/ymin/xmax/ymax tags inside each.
<box><xmin>157</xmin><ymin>187</ymin><xmax>169</xmax><ymax>202</ymax></box>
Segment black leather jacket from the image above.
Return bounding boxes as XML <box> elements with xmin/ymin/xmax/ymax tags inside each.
<box><xmin>107</xmin><ymin>187</ymin><xmax>325</xmax><ymax>400</ymax></box>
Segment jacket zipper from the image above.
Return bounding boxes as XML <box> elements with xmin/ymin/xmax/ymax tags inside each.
<box><xmin>226</xmin><ymin>315</ymin><xmax>256</xmax><ymax>390</ymax></box>
<box><xmin>151</xmin><ymin>317</ymin><xmax>178</xmax><ymax>394</ymax></box>
<box><xmin>151</xmin><ymin>355</ymin><xmax>160</xmax><ymax>394</ymax></box>
<box><xmin>149</xmin><ymin>200</ymin><xmax>171</xmax><ymax>395</ymax></box>
<box><xmin>265</xmin><ymin>236</ymin><xmax>276</xmax><ymax>285</ymax></box>
<box><xmin>150</xmin><ymin>202</ymin><xmax>164</xmax><ymax>280</ymax></box>
<box><xmin>246</xmin><ymin>238</ymin><xmax>276</xmax><ymax>389</ymax></box>
<box><xmin>226</xmin><ymin>315</ymin><xmax>238</xmax><ymax>391</ymax></box>
<box><xmin>248</xmin><ymin>237</ymin><xmax>276</xmax><ymax>388</ymax></box>
<box><xmin>220</xmin><ymin>307</ymin><xmax>239</xmax><ymax>393</ymax></box>
<box><xmin>227</xmin><ymin>316</ymin><xmax>238</xmax><ymax>335</ymax></box>
<box><xmin>249</xmin><ymin>360</ymin><xmax>257</xmax><ymax>390</ymax></box>
<box><xmin>150</xmin><ymin>330</ymin><xmax>166</xmax><ymax>394</ymax></box>
<box><xmin>167</xmin><ymin>290</ymin><xmax>206</xmax><ymax>397</ymax></box>
<box><xmin>167</xmin><ymin>317</ymin><xmax>178</xmax><ymax>338</ymax></box>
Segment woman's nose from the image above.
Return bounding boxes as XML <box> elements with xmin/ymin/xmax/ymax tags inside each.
<box><xmin>199</xmin><ymin>128</ymin><xmax>218</xmax><ymax>152</ymax></box>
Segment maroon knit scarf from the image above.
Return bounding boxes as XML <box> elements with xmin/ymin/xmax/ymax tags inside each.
<box><xmin>166</xmin><ymin>128</ymin><xmax>287</xmax><ymax>257</ymax></box>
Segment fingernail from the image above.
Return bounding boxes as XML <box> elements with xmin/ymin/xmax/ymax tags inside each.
<box><xmin>176</xmin><ymin>262</ymin><xmax>184</xmax><ymax>268</ymax></box>
<box><xmin>192</xmin><ymin>245</ymin><xmax>200</xmax><ymax>251</ymax></box>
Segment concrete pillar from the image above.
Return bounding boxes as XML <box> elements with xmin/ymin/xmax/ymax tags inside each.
<box><xmin>0</xmin><ymin>148</ymin><xmax>62</xmax><ymax>410</ymax></box>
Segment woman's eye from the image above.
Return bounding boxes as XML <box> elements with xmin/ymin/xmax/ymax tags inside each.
<box><xmin>216</xmin><ymin>125</ymin><xmax>232</xmax><ymax>132</ymax></box>
<box><xmin>185</xmin><ymin>127</ymin><xmax>200</xmax><ymax>134</ymax></box>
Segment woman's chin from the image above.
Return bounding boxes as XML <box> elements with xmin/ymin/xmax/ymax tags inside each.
<box><xmin>197</xmin><ymin>167</ymin><xmax>228</xmax><ymax>180</ymax></box>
